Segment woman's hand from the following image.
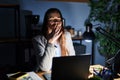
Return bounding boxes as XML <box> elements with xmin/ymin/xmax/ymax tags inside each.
<box><xmin>47</xmin><ymin>25</ymin><xmax>62</xmax><ymax>44</ymax></box>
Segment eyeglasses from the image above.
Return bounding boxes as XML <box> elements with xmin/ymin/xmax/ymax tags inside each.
<box><xmin>48</xmin><ymin>19</ymin><xmax>62</xmax><ymax>23</ymax></box>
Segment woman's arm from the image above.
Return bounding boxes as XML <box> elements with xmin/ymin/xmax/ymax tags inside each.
<box><xmin>32</xmin><ymin>36</ymin><xmax>56</xmax><ymax>71</ymax></box>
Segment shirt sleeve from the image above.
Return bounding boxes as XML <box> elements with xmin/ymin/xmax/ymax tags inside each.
<box><xmin>32</xmin><ymin>36</ymin><xmax>56</xmax><ymax>71</ymax></box>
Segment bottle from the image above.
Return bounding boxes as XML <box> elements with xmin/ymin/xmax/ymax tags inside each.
<box><xmin>77</xmin><ymin>29</ymin><xmax>82</xmax><ymax>37</ymax></box>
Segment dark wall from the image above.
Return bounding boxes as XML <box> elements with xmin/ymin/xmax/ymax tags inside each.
<box><xmin>0</xmin><ymin>0</ymin><xmax>35</xmax><ymax>67</ymax></box>
<box><xmin>0</xmin><ymin>0</ymin><xmax>20</xmax><ymax>66</ymax></box>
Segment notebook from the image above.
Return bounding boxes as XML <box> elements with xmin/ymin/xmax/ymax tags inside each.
<box><xmin>51</xmin><ymin>54</ymin><xmax>91</xmax><ymax>80</ymax></box>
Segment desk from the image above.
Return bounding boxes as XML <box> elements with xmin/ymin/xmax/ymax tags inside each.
<box><xmin>72</xmin><ymin>36</ymin><xmax>83</xmax><ymax>44</ymax></box>
<box><xmin>36</xmin><ymin>71</ymin><xmax>51</xmax><ymax>80</ymax></box>
<box><xmin>89</xmin><ymin>65</ymin><xmax>120</xmax><ymax>80</ymax></box>
<box><xmin>36</xmin><ymin>65</ymin><xmax>120</xmax><ymax>80</ymax></box>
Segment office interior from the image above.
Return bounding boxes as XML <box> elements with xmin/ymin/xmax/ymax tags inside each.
<box><xmin>0</xmin><ymin>0</ymin><xmax>119</xmax><ymax>79</ymax></box>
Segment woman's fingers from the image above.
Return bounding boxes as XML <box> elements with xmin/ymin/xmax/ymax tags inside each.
<box><xmin>48</xmin><ymin>26</ymin><xmax>63</xmax><ymax>44</ymax></box>
<box><xmin>54</xmin><ymin>26</ymin><xmax>62</xmax><ymax>37</ymax></box>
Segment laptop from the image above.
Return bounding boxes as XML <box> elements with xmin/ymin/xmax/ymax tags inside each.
<box><xmin>51</xmin><ymin>54</ymin><xmax>91</xmax><ymax>80</ymax></box>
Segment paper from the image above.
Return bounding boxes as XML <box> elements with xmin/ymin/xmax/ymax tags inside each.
<box><xmin>27</xmin><ymin>72</ymin><xmax>43</xmax><ymax>80</ymax></box>
<box><xmin>7</xmin><ymin>71</ymin><xmax>43</xmax><ymax>80</ymax></box>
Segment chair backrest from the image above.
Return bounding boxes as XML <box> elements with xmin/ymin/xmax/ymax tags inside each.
<box><xmin>73</xmin><ymin>43</ymin><xmax>86</xmax><ymax>56</ymax></box>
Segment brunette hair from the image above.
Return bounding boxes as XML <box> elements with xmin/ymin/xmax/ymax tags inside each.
<box><xmin>41</xmin><ymin>8</ymin><xmax>68</xmax><ymax>56</ymax></box>
<box><xmin>42</xmin><ymin>8</ymin><xmax>64</xmax><ymax>36</ymax></box>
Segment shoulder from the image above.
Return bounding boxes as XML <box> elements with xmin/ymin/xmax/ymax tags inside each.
<box><xmin>64</xmin><ymin>30</ymin><xmax>72</xmax><ymax>38</ymax></box>
<box><xmin>32</xmin><ymin>34</ymin><xmax>47</xmax><ymax>43</ymax></box>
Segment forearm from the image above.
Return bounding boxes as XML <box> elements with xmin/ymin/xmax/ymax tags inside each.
<box><xmin>33</xmin><ymin>38</ymin><xmax>56</xmax><ymax>71</ymax></box>
<box><xmin>39</xmin><ymin>43</ymin><xmax>56</xmax><ymax>71</ymax></box>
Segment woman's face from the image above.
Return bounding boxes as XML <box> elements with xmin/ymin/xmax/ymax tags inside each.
<box><xmin>47</xmin><ymin>12</ymin><xmax>62</xmax><ymax>33</ymax></box>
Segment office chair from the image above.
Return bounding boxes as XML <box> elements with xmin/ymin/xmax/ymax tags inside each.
<box><xmin>73</xmin><ymin>43</ymin><xmax>86</xmax><ymax>56</ymax></box>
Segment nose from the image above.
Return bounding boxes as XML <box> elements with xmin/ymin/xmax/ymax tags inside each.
<box><xmin>54</xmin><ymin>21</ymin><xmax>59</xmax><ymax>26</ymax></box>
<box><xmin>54</xmin><ymin>19</ymin><xmax>60</xmax><ymax>23</ymax></box>
<box><xmin>53</xmin><ymin>20</ymin><xmax>61</xmax><ymax>25</ymax></box>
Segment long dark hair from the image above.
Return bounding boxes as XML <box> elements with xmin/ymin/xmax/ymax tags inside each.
<box><xmin>42</xmin><ymin>8</ymin><xmax>64</xmax><ymax>37</ymax></box>
<box><xmin>41</xmin><ymin>8</ymin><xmax>68</xmax><ymax>56</ymax></box>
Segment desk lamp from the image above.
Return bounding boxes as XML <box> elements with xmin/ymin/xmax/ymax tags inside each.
<box><xmin>83</xmin><ymin>23</ymin><xmax>95</xmax><ymax>65</ymax></box>
<box><xmin>96</xmin><ymin>26</ymin><xmax>120</xmax><ymax>77</ymax></box>
<box><xmin>83</xmin><ymin>23</ymin><xmax>95</xmax><ymax>42</ymax></box>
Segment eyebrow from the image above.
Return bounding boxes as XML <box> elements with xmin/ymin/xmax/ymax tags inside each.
<box><xmin>49</xmin><ymin>16</ymin><xmax>61</xmax><ymax>18</ymax></box>
<box><xmin>48</xmin><ymin>17</ymin><xmax>61</xmax><ymax>20</ymax></box>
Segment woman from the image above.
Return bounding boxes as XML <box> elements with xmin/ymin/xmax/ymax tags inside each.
<box><xmin>32</xmin><ymin>8</ymin><xmax>75</xmax><ymax>72</ymax></box>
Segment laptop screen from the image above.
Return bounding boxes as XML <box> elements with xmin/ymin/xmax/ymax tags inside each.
<box><xmin>51</xmin><ymin>54</ymin><xmax>91</xmax><ymax>80</ymax></box>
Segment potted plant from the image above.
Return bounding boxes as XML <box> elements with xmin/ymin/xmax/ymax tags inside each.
<box><xmin>87</xmin><ymin>0</ymin><xmax>120</xmax><ymax>61</ymax></box>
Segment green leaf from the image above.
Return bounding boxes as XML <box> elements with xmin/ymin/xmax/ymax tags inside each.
<box><xmin>88</xmin><ymin>0</ymin><xmax>120</xmax><ymax>58</ymax></box>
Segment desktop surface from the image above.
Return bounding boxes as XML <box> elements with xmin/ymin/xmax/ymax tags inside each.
<box><xmin>36</xmin><ymin>65</ymin><xmax>120</xmax><ymax>80</ymax></box>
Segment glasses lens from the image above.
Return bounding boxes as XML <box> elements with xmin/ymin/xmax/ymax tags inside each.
<box><xmin>49</xmin><ymin>19</ymin><xmax>62</xmax><ymax>23</ymax></box>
